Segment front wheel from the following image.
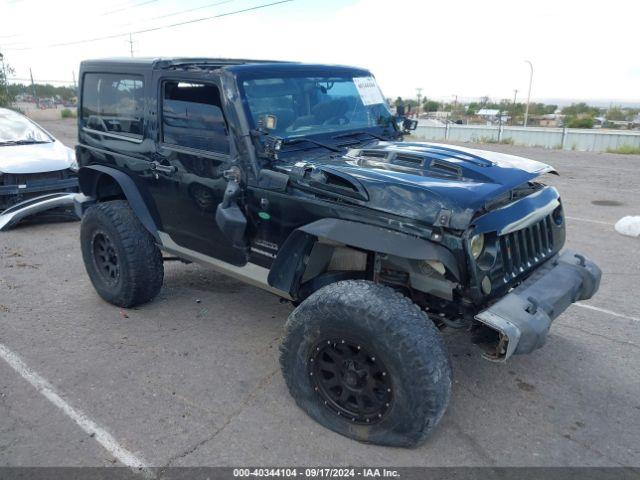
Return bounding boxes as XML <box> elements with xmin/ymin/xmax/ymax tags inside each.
<box><xmin>279</xmin><ymin>280</ymin><xmax>452</xmax><ymax>447</ymax></box>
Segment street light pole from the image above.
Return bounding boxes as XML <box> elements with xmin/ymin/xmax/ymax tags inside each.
<box><xmin>415</xmin><ymin>87</ymin><xmax>422</xmax><ymax>117</ymax></box>
<box><xmin>524</xmin><ymin>60</ymin><xmax>533</xmax><ymax>127</ymax></box>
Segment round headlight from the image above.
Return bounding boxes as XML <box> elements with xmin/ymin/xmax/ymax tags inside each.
<box><xmin>470</xmin><ymin>233</ymin><xmax>485</xmax><ymax>259</ymax></box>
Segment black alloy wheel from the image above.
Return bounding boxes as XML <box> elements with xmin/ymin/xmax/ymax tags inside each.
<box><xmin>310</xmin><ymin>339</ymin><xmax>392</xmax><ymax>424</ymax></box>
<box><xmin>92</xmin><ymin>231</ymin><xmax>120</xmax><ymax>286</ymax></box>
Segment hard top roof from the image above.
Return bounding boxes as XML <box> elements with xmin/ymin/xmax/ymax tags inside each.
<box><xmin>79</xmin><ymin>57</ymin><xmax>371</xmax><ymax>76</ymax></box>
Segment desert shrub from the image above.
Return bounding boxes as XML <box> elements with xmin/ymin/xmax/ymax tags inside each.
<box><xmin>61</xmin><ymin>108</ymin><xmax>76</xmax><ymax>119</ymax></box>
<box><xmin>606</xmin><ymin>145</ymin><xmax>640</xmax><ymax>155</ymax></box>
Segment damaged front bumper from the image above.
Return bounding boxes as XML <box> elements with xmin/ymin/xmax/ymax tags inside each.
<box><xmin>475</xmin><ymin>250</ymin><xmax>601</xmax><ymax>361</ymax></box>
<box><xmin>0</xmin><ymin>192</ymin><xmax>78</xmax><ymax>231</ymax></box>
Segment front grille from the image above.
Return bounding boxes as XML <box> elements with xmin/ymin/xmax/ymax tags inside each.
<box><xmin>499</xmin><ymin>215</ymin><xmax>555</xmax><ymax>281</ymax></box>
<box><xmin>1</xmin><ymin>169</ymin><xmax>77</xmax><ymax>211</ymax></box>
<box><xmin>3</xmin><ymin>170</ymin><xmax>68</xmax><ymax>185</ymax></box>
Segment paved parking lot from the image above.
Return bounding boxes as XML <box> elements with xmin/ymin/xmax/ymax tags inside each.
<box><xmin>1</xmin><ymin>119</ymin><xmax>639</xmax><ymax>468</ymax></box>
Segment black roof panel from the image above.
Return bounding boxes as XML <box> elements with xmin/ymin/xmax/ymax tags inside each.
<box><xmin>79</xmin><ymin>58</ymin><xmax>370</xmax><ymax>77</ymax></box>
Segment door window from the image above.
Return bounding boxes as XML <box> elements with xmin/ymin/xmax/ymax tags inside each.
<box><xmin>162</xmin><ymin>81</ymin><xmax>229</xmax><ymax>154</ymax></box>
<box><xmin>81</xmin><ymin>73</ymin><xmax>144</xmax><ymax>138</ymax></box>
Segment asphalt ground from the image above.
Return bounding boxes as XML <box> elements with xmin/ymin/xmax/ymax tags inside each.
<box><xmin>1</xmin><ymin>118</ymin><xmax>639</xmax><ymax>468</ymax></box>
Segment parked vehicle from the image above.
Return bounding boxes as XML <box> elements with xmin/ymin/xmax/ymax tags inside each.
<box><xmin>0</xmin><ymin>108</ymin><xmax>79</xmax><ymax>230</ymax></box>
<box><xmin>74</xmin><ymin>58</ymin><xmax>601</xmax><ymax>447</ymax></box>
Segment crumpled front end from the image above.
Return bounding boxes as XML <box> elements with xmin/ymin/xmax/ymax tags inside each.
<box><xmin>0</xmin><ymin>170</ymin><xmax>79</xmax><ymax>231</ymax></box>
<box><xmin>474</xmin><ymin>250</ymin><xmax>601</xmax><ymax>361</ymax></box>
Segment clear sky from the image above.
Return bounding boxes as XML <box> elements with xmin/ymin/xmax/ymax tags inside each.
<box><xmin>1</xmin><ymin>0</ymin><xmax>638</xmax><ymax>103</ymax></box>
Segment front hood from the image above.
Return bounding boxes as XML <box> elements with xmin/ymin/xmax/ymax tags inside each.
<box><xmin>0</xmin><ymin>140</ymin><xmax>75</xmax><ymax>174</ymax></box>
<box><xmin>291</xmin><ymin>141</ymin><xmax>556</xmax><ymax>230</ymax></box>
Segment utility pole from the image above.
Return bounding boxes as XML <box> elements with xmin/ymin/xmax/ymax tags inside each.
<box><xmin>29</xmin><ymin>68</ymin><xmax>39</xmax><ymax>108</ymax></box>
<box><xmin>511</xmin><ymin>89</ymin><xmax>518</xmax><ymax>125</ymax></box>
<box><xmin>128</xmin><ymin>33</ymin><xmax>134</xmax><ymax>57</ymax></box>
<box><xmin>524</xmin><ymin>60</ymin><xmax>533</xmax><ymax>127</ymax></box>
<box><xmin>72</xmin><ymin>70</ymin><xmax>77</xmax><ymax>92</ymax></box>
<box><xmin>415</xmin><ymin>87</ymin><xmax>423</xmax><ymax>118</ymax></box>
<box><xmin>452</xmin><ymin>94</ymin><xmax>458</xmax><ymax>118</ymax></box>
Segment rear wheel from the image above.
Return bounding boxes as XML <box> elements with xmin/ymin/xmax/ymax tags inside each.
<box><xmin>80</xmin><ymin>200</ymin><xmax>163</xmax><ymax>307</ymax></box>
<box><xmin>280</xmin><ymin>280</ymin><xmax>452</xmax><ymax>447</ymax></box>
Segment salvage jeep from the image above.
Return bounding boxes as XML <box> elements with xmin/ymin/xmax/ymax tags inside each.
<box><xmin>74</xmin><ymin>58</ymin><xmax>601</xmax><ymax>447</ymax></box>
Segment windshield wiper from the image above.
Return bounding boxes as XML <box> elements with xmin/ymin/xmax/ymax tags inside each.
<box><xmin>332</xmin><ymin>130</ymin><xmax>390</xmax><ymax>143</ymax></box>
<box><xmin>0</xmin><ymin>139</ymin><xmax>51</xmax><ymax>146</ymax></box>
<box><xmin>283</xmin><ymin>137</ymin><xmax>341</xmax><ymax>153</ymax></box>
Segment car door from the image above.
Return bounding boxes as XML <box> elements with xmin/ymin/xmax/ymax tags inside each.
<box><xmin>147</xmin><ymin>75</ymin><xmax>247</xmax><ymax>266</ymax></box>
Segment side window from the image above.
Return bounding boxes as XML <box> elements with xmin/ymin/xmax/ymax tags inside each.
<box><xmin>81</xmin><ymin>73</ymin><xmax>144</xmax><ymax>138</ymax></box>
<box><xmin>161</xmin><ymin>81</ymin><xmax>229</xmax><ymax>155</ymax></box>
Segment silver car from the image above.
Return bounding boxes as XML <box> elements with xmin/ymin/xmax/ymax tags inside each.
<box><xmin>0</xmin><ymin>107</ymin><xmax>79</xmax><ymax>230</ymax></box>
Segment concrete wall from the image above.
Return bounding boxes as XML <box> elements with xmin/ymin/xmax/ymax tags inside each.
<box><xmin>413</xmin><ymin>124</ymin><xmax>640</xmax><ymax>152</ymax></box>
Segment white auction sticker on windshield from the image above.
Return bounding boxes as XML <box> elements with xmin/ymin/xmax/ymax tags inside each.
<box><xmin>353</xmin><ymin>76</ymin><xmax>385</xmax><ymax>106</ymax></box>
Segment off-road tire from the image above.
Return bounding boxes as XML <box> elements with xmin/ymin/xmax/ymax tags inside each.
<box><xmin>80</xmin><ymin>200</ymin><xmax>163</xmax><ymax>308</ymax></box>
<box><xmin>280</xmin><ymin>280</ymin><xmax>452</xmax><ymax>447</ymax></box>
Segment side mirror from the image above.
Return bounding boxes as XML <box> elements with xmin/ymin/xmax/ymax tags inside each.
<box><xmin>402</xmin><ymin>118</ymin><xmax>418</xmax><ymax>132</ymax></box>
<box><xmin>215</xmin><ymin>179</ymin><xmax>247</xmax><ymax>249</ymax></box>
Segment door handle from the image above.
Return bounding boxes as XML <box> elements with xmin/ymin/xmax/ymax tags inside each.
<box><xmin>150</xmin><ymin>160</ymin><xmax>177</xmax><ymax>175</ymax></box>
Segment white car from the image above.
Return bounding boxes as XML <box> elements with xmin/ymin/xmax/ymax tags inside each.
<box><xmin>0</xmin><ymin>107</ymin><xmax>79</xmax><ymax>230</ymax></box>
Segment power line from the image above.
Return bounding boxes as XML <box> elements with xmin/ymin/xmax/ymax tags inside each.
<box><xmin>5</xmin><ymin>0</ymin><xmax>294</xmax><ymax>51</ymax></box>
<box><xmin>130</xmin><ymin>0</ymin><xmax>235</xmax><ymax>24</ymax></box>
<box><xmin>102</xmin><ymin>0</ymin><xmax>160</xmax><ymax>16</ymax></box>
<box><xmin>0</xmin><ymin>39</ymin><xmax>30</xmax><ymax>47</ymax></box>
<box><xmin>112</xmin><ymin>0</ymin><xmax>236</xmax><ymax>30</ymax></box>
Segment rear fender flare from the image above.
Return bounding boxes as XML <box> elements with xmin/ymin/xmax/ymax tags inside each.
<box><xmin>78</xmin><ymin>165</ymin><xmax>160</xmax><ymax>242</ymax></box>
<box><xmin>267</xmin><ymin>218</ymin><xmax>460</xmax><ymax>297</ymax></box>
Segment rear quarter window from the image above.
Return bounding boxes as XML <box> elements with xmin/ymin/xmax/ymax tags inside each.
<box><xmin>81</xmin><ymin>73</ymin><xmax>144</xmax><ymax>139</ymax></box>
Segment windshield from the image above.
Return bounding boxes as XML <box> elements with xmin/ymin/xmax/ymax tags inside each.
<box><xmin>240</xmin><ymin>74</ymin><xmax>393</xmax><ymax>138</ymax></box>
<box><xmin>0</xmin><ymin>110</ymin><xmax>52</xmax><ymax>144</ymax></box>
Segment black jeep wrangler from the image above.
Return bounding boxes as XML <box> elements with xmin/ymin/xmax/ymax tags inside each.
<box><xmin>74</xmin><ymin>58</ymin><xmax>601</xmax><ymax>447</ymax></box>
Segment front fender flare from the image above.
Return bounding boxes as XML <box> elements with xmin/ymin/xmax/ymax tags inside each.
<box><xmin>267</xmin><ymin>218</ymin><xmax>460</xmax><ymax>297</ymax></box>
<box><xmin>78</xmin><ymin>165</ymin><xmax>160</xmax><ymax>242</ymax></box>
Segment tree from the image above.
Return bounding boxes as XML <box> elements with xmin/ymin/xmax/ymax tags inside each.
<box><xmin>422</xmin><ymin>98</ymin><xmax>439</xmax><ymax>112</ymax></box>
<box><xmin>562</xmin><ymin>102</ymin><xmax>600</xmax><ymax>117</ymax></box>
<box><xmin>566</xmin><ymin>116</ymin><xmax>594</xmax><ymax>129</ymax></box>
<box><xmin>0</xmin><ymin>52</ymin><xmax>15</xmax><ymax>108</ymax></box>
<box><xmin>7</xmin><ymin>82</ymin><xmax>76</xmax><ymax>102</ymax></box>
<box><xmin>605</xmin><ymin>107</ymin><xmax>627</xmax><ymax>121</ymax></box>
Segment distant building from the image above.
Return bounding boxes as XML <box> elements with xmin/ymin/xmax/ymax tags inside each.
<box><xmin>475</xmin><ymin>109</ymin><xmax>508</xmax><ymax>125</ymax></box>
<box><xmin>476</xmin><ymin>109</ymin><xmax>500</xmax><ymax>117</ymax></box>
<box><xmin>538</xmin><ymin>114</ymin><xmax>564</xmax><ymax>128</ymax></box>
<box><xmin>427</xmin><ymin>111</ymin><xmax>451</xmax><ymax>119</ymax></box>
<box><xmin>605</xmin><ymin>120</ymin><xmax>634</xmax><ymax>129</ymax></box>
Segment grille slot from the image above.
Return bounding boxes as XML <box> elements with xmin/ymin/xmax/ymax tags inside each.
<box><xmin>499</xmin><ymin>215</ymin><xmax>554</xmax><ymax>281</ymax></box>
<box><xmin>3</xmin><ymin>171</ymin><xmax>67</xmax><ymax>186</ymax></box>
